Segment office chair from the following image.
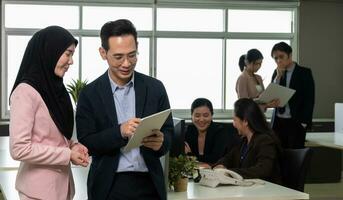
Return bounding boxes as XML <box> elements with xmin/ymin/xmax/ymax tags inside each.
<box><xmin>280</xmin><ymin>147</ymin><xmax>313</xmax><ymax>192</ymax></box>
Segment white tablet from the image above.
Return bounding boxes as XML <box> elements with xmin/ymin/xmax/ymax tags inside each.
<box><xmin>123</xmin><ymin>109</ymin><xmax>172</xmax><ymax>152</ymax></box>
<box><xmin>254</xmin><ymin>83</ymin><xmax>295</xmax><ymax>107</ymax></box>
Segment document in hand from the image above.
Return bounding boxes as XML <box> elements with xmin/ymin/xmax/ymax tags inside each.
<box><xmin>123</xmin><ymin>109</ymin><xmax>172</xmax><ymax>152</ymax></box>
<box><xmin>254</xmin><ymin>83</ymin><xmax>295</xmax><ymax>107</ymax></box>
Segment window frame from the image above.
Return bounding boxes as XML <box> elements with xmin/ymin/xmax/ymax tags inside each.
<box><xmin>1</xmin><ymin>0</ymin><xmax>299</xmax><ymax>121</ymax></box>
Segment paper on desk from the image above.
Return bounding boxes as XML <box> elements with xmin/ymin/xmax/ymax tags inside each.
<box><xmin>123</xmin><ymin>109</ymin><xmax>171</xmax><ymax>152</ymax></box>
<box><xmin>254</xmin><ymin>83</ymin><xmax>295</xmax><ymax>107</ymax></box>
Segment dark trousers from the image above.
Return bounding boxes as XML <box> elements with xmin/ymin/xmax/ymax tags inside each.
<box><xmin>273</xmin><ymin>116</ymin><xmax>306</xmax><ymax>149</ymax></box>
<box><xmin>106</xmin><ymin>172</ymin><xmax>160</xmax><ymax>200</ymax></box>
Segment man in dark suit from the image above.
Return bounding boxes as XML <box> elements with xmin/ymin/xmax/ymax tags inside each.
<box><xmin>76</xmin><ymin>19</ymin><xmax>173</xmax><ymax>200</ymax></box>
<box><xmin>271</xmin><ymin>42</ymin><xmax>315</xmax><ymax>149</ymax></box>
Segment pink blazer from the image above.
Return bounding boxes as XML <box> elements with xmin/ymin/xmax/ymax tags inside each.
<box><xmin>10</xmin><ymin>83</ymin><xmax>75</xmax><ymax>200</ymax></box>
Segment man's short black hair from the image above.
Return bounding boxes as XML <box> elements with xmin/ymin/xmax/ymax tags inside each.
<box><xmin>271</xmin><ymin>42</ymin><xmax>292</xmax><ymax>57</ymax></box>
<box><xmin>100</xmin><ymin>19</ymin><xmax>138</xmax><ymax>51</ymax></box>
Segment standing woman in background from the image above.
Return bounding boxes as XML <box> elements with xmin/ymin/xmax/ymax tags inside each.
<box><xmin>185</xmin><ymin>98</ymin><xmax>240</xmax><ymax>168</ymax></box>
<box><xmin>9</xmin><ymin>26</ymin><xmax>89</xmax><ymax>200</ymax></box>
<box><xmin>236</xmin><ymin>49</ymin><xmax>279</xmax><ymax>110</ymax></box>
<box><xmin>236</xmin><ymin>49</ymin><xmax>265</xmax><ymax>99</ymax></box>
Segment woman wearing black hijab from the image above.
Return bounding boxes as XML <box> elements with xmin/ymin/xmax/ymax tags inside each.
<box><xmin>9</xmin><ymin>26</ymin><xmax>89</xmax><ymax>200</ymax></box>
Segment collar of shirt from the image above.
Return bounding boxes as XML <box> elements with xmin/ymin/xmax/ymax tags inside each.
<box><xmin>286</xmin><ymin>62</ymin><xmax>296</xmax><ymax>73</ymax></box>
<box><xmin>108</xmin><ymin>71</ymin><xmax>135</xmax><ymax>94</ymax></box>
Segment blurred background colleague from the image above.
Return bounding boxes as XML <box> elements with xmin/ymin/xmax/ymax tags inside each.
<box><xmin>271</xmin><ymin>42</ymin><xmax>315</xmax><ymax>149</ymax></box>
<box><xmin>185</xmin><ymin>98</ymin><xmax>240</xmax><ymax>168</ymax></box>
<box><xmin>236</xmin><ymin>49</ymin><xmax>279</xmax><ymax>110</ymax></box>
<box><xmin>236</xmin><ymin>49</ymin><xmax>264</xmax><ymax>99</ymax></box>
<box><xmin>214</xmin><ymin>98</ymin><xmax>282</xmax><ymax>184</ymax></box>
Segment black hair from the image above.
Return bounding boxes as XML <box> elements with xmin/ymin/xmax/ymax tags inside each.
<box><xmin>234</xmin><ymin>98</ymin><xmax>272</xmax><ymax>135</ymax></box>
<box><xmin>245</xmin><ymin>49</ymin><xmax>263</xmax><ymax>64</ymax></box>
<box><xmin>100</xmin><ymin>19</ymin><xmax>138</xmax><ymax>51</ymax></box>
<box><xmin>191</xmin><ymin>98</ymin><xmax>214</xmax><ymax>115</ymax></box>
<box><xmin>238</xmin><ymin>54</ymin><xmax>246</xmax><ymax>72</ymax></box>
<box><xmin>271</xmin><ymin>42</ymin><xmax>292</xmax><ymax>57</ymax></box>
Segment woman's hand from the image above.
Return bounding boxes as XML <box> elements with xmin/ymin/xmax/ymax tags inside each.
<box><xmin>70</xmin><ymin>150</ymin><xmax>89</xmax><ymax>167</ymax></box>
<box><xmin>265</xmin><ymin>98</ymin><xmax>280</xmax><ymax>108</ymax></box>
<box><xmin>213</xmin><ymin>164</ymin><xmax>225</xmax><ymax>169</ymax></box>
<box><xmin>71</xmin><ymin>143</ymin><xmax>88</xmax><ymax>155</ymax></box>
<box><xmin>70</xmin><ymin>143</ymin><xmax>89</xmax><ymax>167</ymax></box>
<box><xmin>198</xmin><ymin>162</ymin><xmax>211</xmax><ymax>169</ymax></box>
<box><xmin>185</xmin><ymin>142</ymin><xmax>192</xmax><ymax>154</ymax></box>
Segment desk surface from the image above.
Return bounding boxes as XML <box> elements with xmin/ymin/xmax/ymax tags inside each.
<box><xmin>306</xmin><ymin>132</ymin><xmax>343</xmax><ymax>150</ymax></box>
<box><xmin>0</xmin><ymin>167</ymin><xmax>88</xmax><ymax>200</ymax></box>
<box><xmin>167</xmin><ymin>181</ymin><xmax>309</xmax><ymax>200</ymax></box>
<box><xmin>1</xmin><ymin>172</ymin><xmax>309</xmax><ymax>200</ymax></box>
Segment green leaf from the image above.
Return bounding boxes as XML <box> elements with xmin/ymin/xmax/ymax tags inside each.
<box><xmin>66</xmin><ymin>79</ymin><xmax>88</xmax><ymax>104</ymax></box>
<box><xmin>168</xmin><ymin>155</ymin><xmax>197</xmax><ymax>189</ymax></box>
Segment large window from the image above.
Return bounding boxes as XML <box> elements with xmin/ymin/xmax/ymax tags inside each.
<box><xmin>1</xmin><ymin>1</ymin><xmax>298</xmax><ymax>120</ymax></box>
<box><xmin>157</xmin><ymin>38</ymin><xmax>223</xmax><ymax>109</ymax></box>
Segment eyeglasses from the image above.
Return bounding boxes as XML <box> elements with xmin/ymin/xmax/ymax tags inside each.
<box><xmin>110</xmin><ymin>51</ymin><xmax>138</xmax><ymax>64</ymax></box>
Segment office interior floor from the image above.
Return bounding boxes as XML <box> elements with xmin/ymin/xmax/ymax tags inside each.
<box><xmin>1</xmin><ymin>182</ymin><xmax>343</xmax><ymax>200</ymax></box>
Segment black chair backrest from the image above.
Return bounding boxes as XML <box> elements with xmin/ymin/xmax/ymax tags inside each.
<box><xmin>280</xmin><ymin>147</ymin><xmax>313</xmax><ymax>192</ymax></box>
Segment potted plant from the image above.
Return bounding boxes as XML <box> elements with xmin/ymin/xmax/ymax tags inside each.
<box><xmin>66</xmin><ymin>79</ymin><xmax>88</xmax><ymax>105</ymax></box>
<box><xmin>168</xmin><ymin>154</ymin><xmax>197</xmax><ymax>192</ymax></box>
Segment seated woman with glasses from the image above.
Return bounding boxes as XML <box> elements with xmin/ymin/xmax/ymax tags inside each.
<box><xmin>213</xmin><ymin>98</ymin><xmax>282</xmax><ymax>183</ymax></box>
<box><xmin>236</xmin><ymin>49</ymin><xmax>279</xmax><ymax>110</ymax></box>
<box><xmin>184</xmin><ymin>98</ymin><xmax>240</xmax><ymax>168</ymax></box>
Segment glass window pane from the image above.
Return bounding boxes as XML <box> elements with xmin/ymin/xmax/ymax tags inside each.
<box><xmin>228</xmin><ymin>10</ymin><xmax>292</xmax><ymax>33</ymax></box>
<box><xmin>157</xmin><ymin>38</ymin><xmax>222</xmax><ymax>110</ymax></box>
<box><xmin>225</xmin><ymin>39</ymin><xmax>290</xmax><ymax>109</ymax></box>
<box><xmin>83</xmin><ymin>6</ymin><xmax>152</xmax><ymax>30</ymax></box>
<box><xmin>7</xmin><ymin>36</ymin><xmax>30</xmax><ymax>110</ymax></box>
<box><xmin>157</xmin><ymin>8</ymin><xmax>223</xmax><ymax>32</ymax></box>
<box><xmin>81</xmin><ymin>37</ymin><xmax>149</xmax><ymax>83</ymax></box>
<box><xmin>136</xmin><ymin>38</ymin><xmax>150</xmax><ymax>75</ymax></box>
<box><xmin>5</xmin><ymin>4</ymin><xmax>79</xmax><ymax>29</ymax></box>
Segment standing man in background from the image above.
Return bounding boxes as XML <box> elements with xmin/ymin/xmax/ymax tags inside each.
<box><xmin>271</xmin><ymin>42</ymin><xmax>315</xmax><ymax>149</ymax></box>
<box><xmin>76</xmin><ymin>19</ymin><xmax>173</xmax><ymax>200</ymax></box>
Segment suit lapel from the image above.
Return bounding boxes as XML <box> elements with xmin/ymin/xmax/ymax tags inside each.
<box><xmin>134</xmin><ymin>72</ymin><xmax>147</xmax><ymax>118</ymax></box>
<box><xmin>289</xmin><ymin>63</ymin><xmax>299</xmax><ymax>90</ymax></box>
<box><xmin>98</xmin><ymin>72</ymin><xmax>118</xmax><ymax>126</ymax></box>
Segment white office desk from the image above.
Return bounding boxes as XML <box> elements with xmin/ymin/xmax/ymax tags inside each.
<box><xmin>1</xmin><ymin>169</ymin><xmax>309</xmax><ymax>200</ymax></box>
<box><xmin>306</xmin><ymin>132</ymin><xmax>343</xmax><ymax>150</ymax></box>
<box><xmin>167</xmin><ymin>181</ymin><xmax>309</xmax><ymax>200</ymax></box>
<box><xmin>0</xmin><ymin>167</ymin><xmax>88</xmax><ymax>200</ymax></box>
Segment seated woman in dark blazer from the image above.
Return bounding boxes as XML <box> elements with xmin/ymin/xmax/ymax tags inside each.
<box><xmin>214</xmin><ymin>98</ymin><xmax>282</xmax><ymax>184</ymax></box>
<box><xmin>185</xmin><ymin>98</ymin><xmax>240</xmax><ymax>168</ymax></box>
